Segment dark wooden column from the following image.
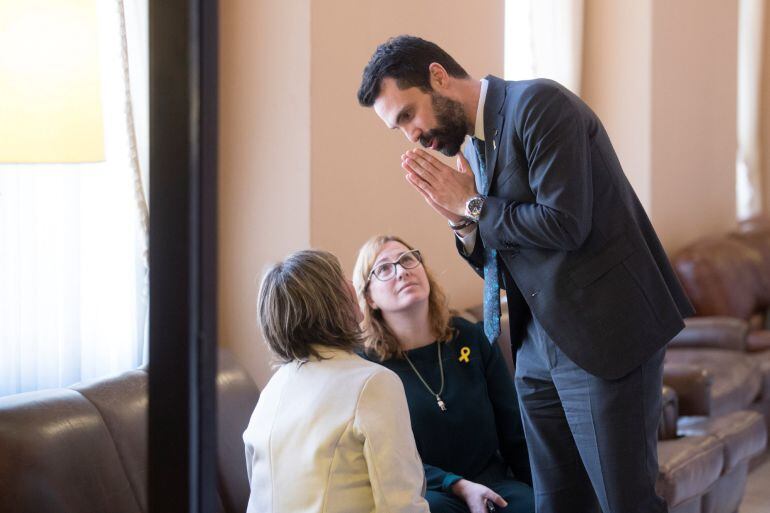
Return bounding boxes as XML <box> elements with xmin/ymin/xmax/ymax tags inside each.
<box><xmin>148</xmin><ymin>0</ymin><xmax>218</xmax><ymax>511</ymax></box>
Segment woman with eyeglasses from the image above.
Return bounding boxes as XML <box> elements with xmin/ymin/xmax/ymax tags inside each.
<box><xmin>353</xmin><ymin>236</ymin><xmax>534</xmax><ymax>513</ymax></box>
<box><xmin>244</xmin><ymin>249</ymin><xmax>430</xmax><ymax>513</ymax></box>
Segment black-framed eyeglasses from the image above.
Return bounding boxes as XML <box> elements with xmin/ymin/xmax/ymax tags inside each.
<box><xmin>368</xmin><ymin>249</ymin><xmax>423</xmax><ymax>282</ymax></box>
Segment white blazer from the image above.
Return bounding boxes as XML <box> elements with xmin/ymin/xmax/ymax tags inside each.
<box><xmin>243</xmin><ymin>347</ymin><xmax>430</xmax><ymax>513</ymax></box>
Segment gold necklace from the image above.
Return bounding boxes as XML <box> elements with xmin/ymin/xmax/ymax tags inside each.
<box><xmin>403</xmin><ymin>342</ymin><xmax>446</xmax><ymax>412</ymax></box>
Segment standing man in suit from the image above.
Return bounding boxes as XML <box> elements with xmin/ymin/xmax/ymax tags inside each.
<box><xmin>357</xmin><ymin>35</ymin><xmax>694</xmax><ymax>513</ymax></box>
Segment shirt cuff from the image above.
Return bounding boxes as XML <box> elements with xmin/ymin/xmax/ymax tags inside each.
<box><xmin>457</xmin><ymin>227</ymin><xmax>477</xmax><ymax>254</ymax></box>
<box><xmin>442</xmin><ymin>473</ymin><xmax>463</xmax><ymax>492</ymax></box>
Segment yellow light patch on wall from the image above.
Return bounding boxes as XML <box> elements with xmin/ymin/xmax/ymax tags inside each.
<box><xmin>0</xmin><ymin>0</ymin><xmax>104</xmax><ymax>163</ymax></box>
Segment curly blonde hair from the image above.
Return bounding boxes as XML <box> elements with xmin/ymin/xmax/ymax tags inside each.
<box><xmin>353</xmin><ymin>235</ymin><xmax>454</xmax><ymax>361</ymax></box>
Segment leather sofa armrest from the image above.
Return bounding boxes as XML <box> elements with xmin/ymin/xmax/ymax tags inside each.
<box><xmin>668</xmin><ymin>317</ymin><xmax>748</xmax><ymax>352</ymax></box>
<box><xmin>662</xmin><ymin>363</ymin><xmax>713</xmax><ymax>416</ymax></box>
<box><xmin>659</xmin><ymin>386</ymin><xmax>679</xmax><ymax>440</ymax></box>
<box><xmin>747</xmin><ymin>329</ymin><xmax>770</xmax><ymax>352</ymax></box>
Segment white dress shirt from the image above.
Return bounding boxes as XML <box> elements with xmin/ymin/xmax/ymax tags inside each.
<box><xmin>459</xmin><ymin>79</ymin><xmax>489</xmax><ymax>254</ymax></box>
<box><xmin>243</xmin><ymin>347</ymin><xmax>430</xmax><ymax>513</ymax></box>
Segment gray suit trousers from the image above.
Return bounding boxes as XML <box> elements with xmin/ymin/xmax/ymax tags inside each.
<box><xmin>514</xmin><ymin>317</ymin><xmax>668</xmax><ymax>513</ymax></box>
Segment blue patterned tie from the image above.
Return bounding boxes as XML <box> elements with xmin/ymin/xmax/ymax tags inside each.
<box><xmin>472</xmin><ymin>138</ymin><xmax>501</xmax><ymax>344</ymax></box>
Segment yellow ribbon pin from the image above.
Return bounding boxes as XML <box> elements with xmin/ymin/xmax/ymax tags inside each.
<box><xmin>459</xmin><ymin>346</ymin><xmax>471</xmax><ymax>363</ymax></box>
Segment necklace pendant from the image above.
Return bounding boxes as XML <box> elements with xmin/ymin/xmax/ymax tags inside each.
<box><xmin>437</xmin><ymin>396</ymin><xmax>447</xmax><ymax>412</ymax></box>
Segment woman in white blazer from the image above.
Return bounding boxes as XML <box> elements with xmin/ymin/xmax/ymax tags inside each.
<box><xmin>243</xmin><ymin>249</ymin><xmax>430</xmax><ymax>513</ymax></box>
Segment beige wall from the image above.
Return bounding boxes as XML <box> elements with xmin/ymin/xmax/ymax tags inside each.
<box><xmin>762</xmin><ymin>0</ymin><xmax>770</xmax><ymax>209</ymax></box>
<box><xmin>582</xmin><ymin>0</ymin><xmax>738</xmax><ymax>255</ymax></box>
<box><xmin>219</xmin><ymin>0</ymin><xmax>311</xmax><ymax>388</ymax></box>
<box><xmin>649</xmin><ymin>0</ymin><xmax>737</xmax><ymax>252</ymax></box>
<box><xmin>220</xmin><ymin>0</ymin><xmax>503</xmax><ymax>388</ymax></box>
<box><xmin>582</xmin><ymin>0</ymin><xmax>652</xmax><ymax>209</ymax></box>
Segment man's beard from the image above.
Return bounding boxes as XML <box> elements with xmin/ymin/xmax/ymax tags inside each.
<box><xmin>419</xmin><ymin>93</ymin><xmax>471</xmax><ymax>157</ymax></box>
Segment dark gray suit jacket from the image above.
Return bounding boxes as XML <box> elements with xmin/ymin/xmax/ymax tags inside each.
<box><xmin>457</xmin><ymin>76</ymin><xmax>694</xmax><ymax>380</ymax></box>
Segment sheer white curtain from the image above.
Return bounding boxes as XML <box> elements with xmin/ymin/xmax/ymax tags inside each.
<box><xmin>0</xmin><ymin>0</ymin><xmax>149</xmax><ymax>396</ymax></box>
<box><xmin>504</xmin><ymin>0</ymin><xmax>584</xmax><ymax>95</ymax></box>
<box><xmin>736</xmin><ymin>0</ymin><xmax>765</xmax><ymax>220</ymax></box>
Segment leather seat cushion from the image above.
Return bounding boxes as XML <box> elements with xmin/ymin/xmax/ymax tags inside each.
<box><xmin>665</xmin><ymin>349</ymin><xmax>762</xmax><ymax>415</ymax></box>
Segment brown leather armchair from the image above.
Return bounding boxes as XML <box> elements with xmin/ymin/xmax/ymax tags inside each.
<box><xmin>656</xmin><ymin>383</ymin><xmax>725</xmax><ymax>513</ymax></box>
<box><xmin>672</xmin><ymin>222</ymin><xmax>770</xmax><ymax>442</ymax></box>
<box><xmin>666</xmin><ymin>317</ymin><xmax>770</xmax><ymax>436</ymax></box>
<box><xmin>660</xmin><ymin>365</ymin><xmax>767</xmax><ymax>513</ymax></box>
<box><xmin>0</xmin><ymin>350</ymin><xmax>259</xmax><ymax>513</ymax></box>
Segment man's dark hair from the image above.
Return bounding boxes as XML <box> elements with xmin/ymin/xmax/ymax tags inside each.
<box><xmin>357</xmin><ymin>35</ymin><xmax>469</xmax><ymax>107</ymax></box>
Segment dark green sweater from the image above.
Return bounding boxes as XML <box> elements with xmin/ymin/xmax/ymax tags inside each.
<box><xmin>371</xmin><ymin>317</ymin><xmax>531</xmax><ymax>492</ymax></box>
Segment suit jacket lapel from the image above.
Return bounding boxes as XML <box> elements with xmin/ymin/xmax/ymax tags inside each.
<box><xmin>482</xmin><ymin>76</ymin><xmax>507</xmax><ymax>195</ymax></box>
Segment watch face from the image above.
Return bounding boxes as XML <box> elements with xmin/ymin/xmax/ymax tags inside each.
<box><xmin>466</xmin><ymin>196</ymin><xmax>484</xmax><ymax>220</ymax></box>
<box><xmin>468</xmin><ymin>197</ymin><xmax>484</xmax><ymax>215</ymax></box>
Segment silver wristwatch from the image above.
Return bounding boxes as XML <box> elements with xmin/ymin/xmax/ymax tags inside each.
<box><xmin>465</xmin><ymin>195</ymin><xmax>485</xmax><ymax>222</ymax></box>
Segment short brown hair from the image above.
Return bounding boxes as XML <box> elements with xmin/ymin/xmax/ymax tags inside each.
<box><xmin>258</xmin><ymin>250</ymin><xmax>363</xmax><ymax>363</ymax></box>
<box><xmin>353</xmin><ymin>235</ymin><xmax>453</xmax><ymax>361</ymax></box>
